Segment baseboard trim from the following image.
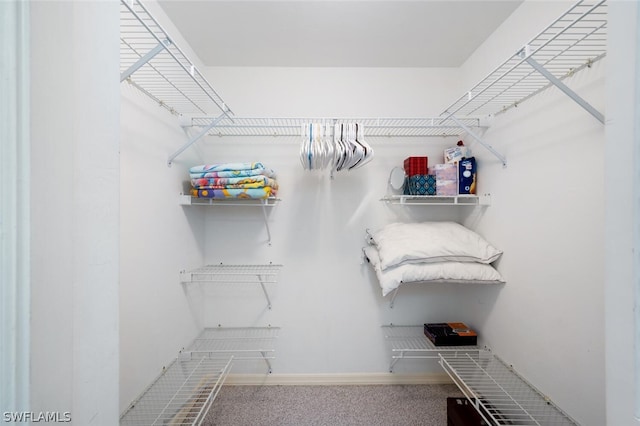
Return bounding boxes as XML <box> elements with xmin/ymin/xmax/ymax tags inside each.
<box><xmin>224</xmin><ymin>372</ymin><xmax>453</xmax><ymax>386</ymax></box>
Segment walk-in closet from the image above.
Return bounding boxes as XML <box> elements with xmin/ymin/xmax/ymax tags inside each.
<box><xmin>2</xmin><ymin>0</ymin><xmax>639</xmax><ymax>424</ymax></box>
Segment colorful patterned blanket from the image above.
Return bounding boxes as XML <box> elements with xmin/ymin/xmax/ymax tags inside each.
<box><xmin>191</xmin><ymin>176</ymin><xmax>278</xmax><ymax>189</ymax></box>
<box><xmin>188</xmin><ymin>163</ymin><xmax>278</xmax><ymax>200</ymax></box>
<box><xmin>189</xmin><ymin>162</ymin><xmax>266</xmax><ymax>173</ymax></box>
<box><xmin>190</xmin><ymin>187</ymin><xmax>276</xmax><ymax>200</ymax></box>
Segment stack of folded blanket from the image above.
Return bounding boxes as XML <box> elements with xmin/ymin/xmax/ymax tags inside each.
<box><xmin>189</xmin><ymin>162</ymin><xmax>278</xmax><ymax>200</ymax></box>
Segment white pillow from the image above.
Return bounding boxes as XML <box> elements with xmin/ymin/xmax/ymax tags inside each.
<box><xmin>364</xmin><ymin>246</ymin><xmax>505</xmax><ymax>297</ymax></box>
<box><xmin>370</xmin><ymin>221</ymin><xmax>502</xmax><ymax>270</ymax></box>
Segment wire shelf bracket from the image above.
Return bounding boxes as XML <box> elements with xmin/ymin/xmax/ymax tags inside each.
<box><xmin>520</xmin><ymin>46</ymin><xmax>605</xmax><ymax>124</ymax></box>
<box><xmin>120</xmin><ymin>38</ymin><xmax>171</xmax><ymax>82</ymax></box>
<box><xmin>447</xmin><ymin>114</ymin><xmax>507</xmax><ymax>167</ymax></box>
<box><xmin>168</xmin><ymin>112</ymin><xmax>228</xmax><ymax>166</ymax></box>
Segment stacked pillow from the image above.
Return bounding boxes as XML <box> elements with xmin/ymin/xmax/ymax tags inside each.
<box><xmin>364</xmin><ymin>221</ymin><xmax>505</xmax><ymax>296</ymax></box>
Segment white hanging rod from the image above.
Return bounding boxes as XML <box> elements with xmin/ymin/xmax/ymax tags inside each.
<box><xmin>180</xmin><ymin>116</ymin><xmax>484</xmax><ymax>138</ymax></box>
<box><xmin>120</xmin><ymin>0</ymin><xmax>233</xmax><ymax>118</ymax></box>
<box><xmin>442</xmin><ymin>0</ymin><xmax>607</xmax><ymax>119</ymax></box>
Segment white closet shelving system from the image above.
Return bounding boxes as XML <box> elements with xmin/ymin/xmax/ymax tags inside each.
<box><xmin>120</xmin><ymin>0</ymin><xmax>606</xmax><ymax>424</ymax></box>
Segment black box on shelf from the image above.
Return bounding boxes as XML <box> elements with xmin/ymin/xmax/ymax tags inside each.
<box><xmin>424</xmin><ymin>322</ymin><xmax>477</xmax><ymax>346</ymax></box>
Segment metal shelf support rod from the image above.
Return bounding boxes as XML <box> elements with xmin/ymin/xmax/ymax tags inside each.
<box><xmin>389</xmin><ymin>287</ymin><xmax>399</xmax><ymax>309</ymax></box>
<box><xmin>389</xmin><ymin>351</ymin><xmax>403</xmax><ymax>372</ymax></box>
<box><xmin>261</xmin><ymin>200</ymin><xmax>273</xmax><ymax>245</ymax></box>
<box><xmin>120</xmin><ymin>38</ymin><xmax>171</xmax><ymax>82</ymax></box>
<box><xmin>521</xmin><ymin>49</ymin><xmax>605</xmax><ymax>124</ymax></box>
<box><xmin>257</xmin><ymin>274</ymin><xmax>272</xmax><ymax>309</ymax></box>
<box><xmin>168</xmin><ymin>112</ymin><xmax>226</xmax><ymax>166</ymax></box>
<box><xmin>261</xmin><ymin>351</ymin><xmax>273</xmax><ymax>373</ymax></box>
<box><xmin>447</xmin><ymin>114</ymin><xmax>508</xmax><ymax>167</ymax></box>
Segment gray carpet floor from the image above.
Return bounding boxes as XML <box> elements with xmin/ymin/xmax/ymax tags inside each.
<box><xmin>203</xmin><ymin>384</ymin><xmax>462</xmax><ymax>426</ymax></box>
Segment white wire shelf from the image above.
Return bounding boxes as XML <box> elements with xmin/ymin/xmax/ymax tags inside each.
<box><xmin>179</xmin><ymin>196</ymin><xmax>280</xmax><ymax>244</ymax></box>
<box><xmin>181</xmin><ymin>264</ymin><xmax>282</xmax><ymax>283</ymax></box>
<box><xmin>440</xmin><ymin>352</ymin><xmax>579</xmax><ymax>425</ymax></box>
<box><xmin>120</xmin><ymin>327</ymin><xmax>279</xmax><ymax>426</ymax></box>
<box><xmin>185</xmin><ymin>327</ymin><xmax>280</xmax><ymax>373</ymax></box>
<box><xmin>181</xmin><ymin>264</ymin><xmax>283</xmax><ymax>309</ymax></box>
<box><xmin>182</xmin><ymin>116</ymin><xmax>483</xmax><ymax>138</ymax></box>
<box><xmin>120</xmin><ymin>355</ymin><xmax>232</xmax><ymax>426</ymax></box>
<box><xmin>120</xmin><ymin>0</ymin><xmax>232</xmax><ymax>118</ymax></box>
<box><xmin>442</xmin><ymin>0</ymin><xmax>607</xmax><ymax>119</ymax></box>
<box><xmin>186</xmin><ymin>327</ymin><xmax>280</xmax><ymax>357</ymax></box>
<box><xmin>383</xmin><ymin>325</ymin><xmax>481</xmax><ymax>372</ymax></box>
<box><xmin>381</xmin><ymin>194</ymin><xmax>491</xmax><ymax>206</ymax></box>
<box><xmin>179</xmin><ymin>194</ymin><xmax>281</xmax><ymax>207</ymax></box>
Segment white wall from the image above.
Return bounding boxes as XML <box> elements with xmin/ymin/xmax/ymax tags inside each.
<box><xmin>30</xmin><ymin>1</ymin><xmax>120</xmax><ymax>424</ymax></box>
<box><xmin>461</xmin><ymin>60</ymin><xmax>606</xmax><ymax>425</ymax></box>
<box><xmin>206</xmin><ymin>66</ymin><xmax>462</xmax><ymax>117</ymax></box>
<box><xmin>604</xmin><ymin>1</ymin><xmax>639</xmax><ymax>425</ymax></box>
<box><xmin>118</xmin><ymin>0</ymin><xmax>216</xmax><ymax>412</ymax></box>
<box><xmin>119</xmin><ymin>85</ymin><xmax>208</xmax><ymax>410</ymax></box>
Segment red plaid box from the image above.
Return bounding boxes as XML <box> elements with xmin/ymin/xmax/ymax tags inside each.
<box><xmin>403</xmin><ymin>156</ymin><xmax>428</xmax><ymax>176</ymax></box>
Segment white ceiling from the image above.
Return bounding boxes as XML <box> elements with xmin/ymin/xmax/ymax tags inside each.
<box><xmin>157</xmin><ymin>0</ymin><xmax>523</xmax><ymax>68</ymax></box>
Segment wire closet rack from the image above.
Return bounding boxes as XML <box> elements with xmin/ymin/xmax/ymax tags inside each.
<box><xmin>383</xmin><ymin>326</ymin><xmax>578</xmax><ymax>424</ymax></box>
<box><xmin>181</xmin><ymin>264</ymin><xmax>283</xmax><ymax>309</ymax></box>
<box><xmin>441</xmin><ymin>0</ymin><xmax>607</xmax><ymax>121</ymax></box>
<box><xmin>120</xmin><ymin>326</ymin><xmax>279</xmax><ymax>426</ymax></box>
<box><xmin>120</xmin><ymin>0</ymin><xmax>607</xmax><ymax>167</ymax></box>
<box><xmin>183</xmin><ymin>116</ymin><xmax>482</xmax><ymax>138</ymax></box>
<box><xmin>382</xmin><ymin>325</ymin><xmax>480</xmax><ymax>372</ymax></box>
<box><xmin>440</xmin><ymin>352</ymin><xmax>579</xmax><ymax>425</ymax></box>
<box><xmin>119</xmin><ymin>0</ymin><xmax>232</xmax><ymax>118</ymax></box>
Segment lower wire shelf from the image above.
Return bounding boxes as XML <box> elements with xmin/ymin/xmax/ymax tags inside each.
<box><xmin>120</xmin><ymin>326</ymin><xmax>279</xmax><ymax>426</ymax></box>
<box><xmin>119</xmin><ymin>356</ymin><xmax>232</xmax><ymax>426</ymax></box>
<box><xmin>383</xmin><ymin>325</ymin><xmax>480</xmax><ymax>372</ymax></box>
<box><xmin>384</xmin><ymin>325</ymin><xmax>577</xmax><ymax>425</ymax></box>
<box><xmin>439</xmin><ymin>352</ymin><xmax>578</xmax><ymax>425</ymax></box>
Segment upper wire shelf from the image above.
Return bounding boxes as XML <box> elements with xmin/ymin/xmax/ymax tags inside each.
<box><xmin>442</xmin><ymin>0</ymin><xmax>607</xmax><ymax>119</ymax></box>
<box><xmin>179</xmin><ymin>194</ymin><xmax>281</xmax><ymax>207</ymax></box>
<box><xmin>182</xmin><ymin>117</ymin><xmax>483</xmax><ymax>138</ymax></box>
<box><xmin>120</xmin><ymin>0</ymin><xmax>233</xmax><ymax>118</ymax></box>
<box><xmin>380</xmin><ymin>194</ymin><xmax>491</xmax><ymax>206</ymax></box>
